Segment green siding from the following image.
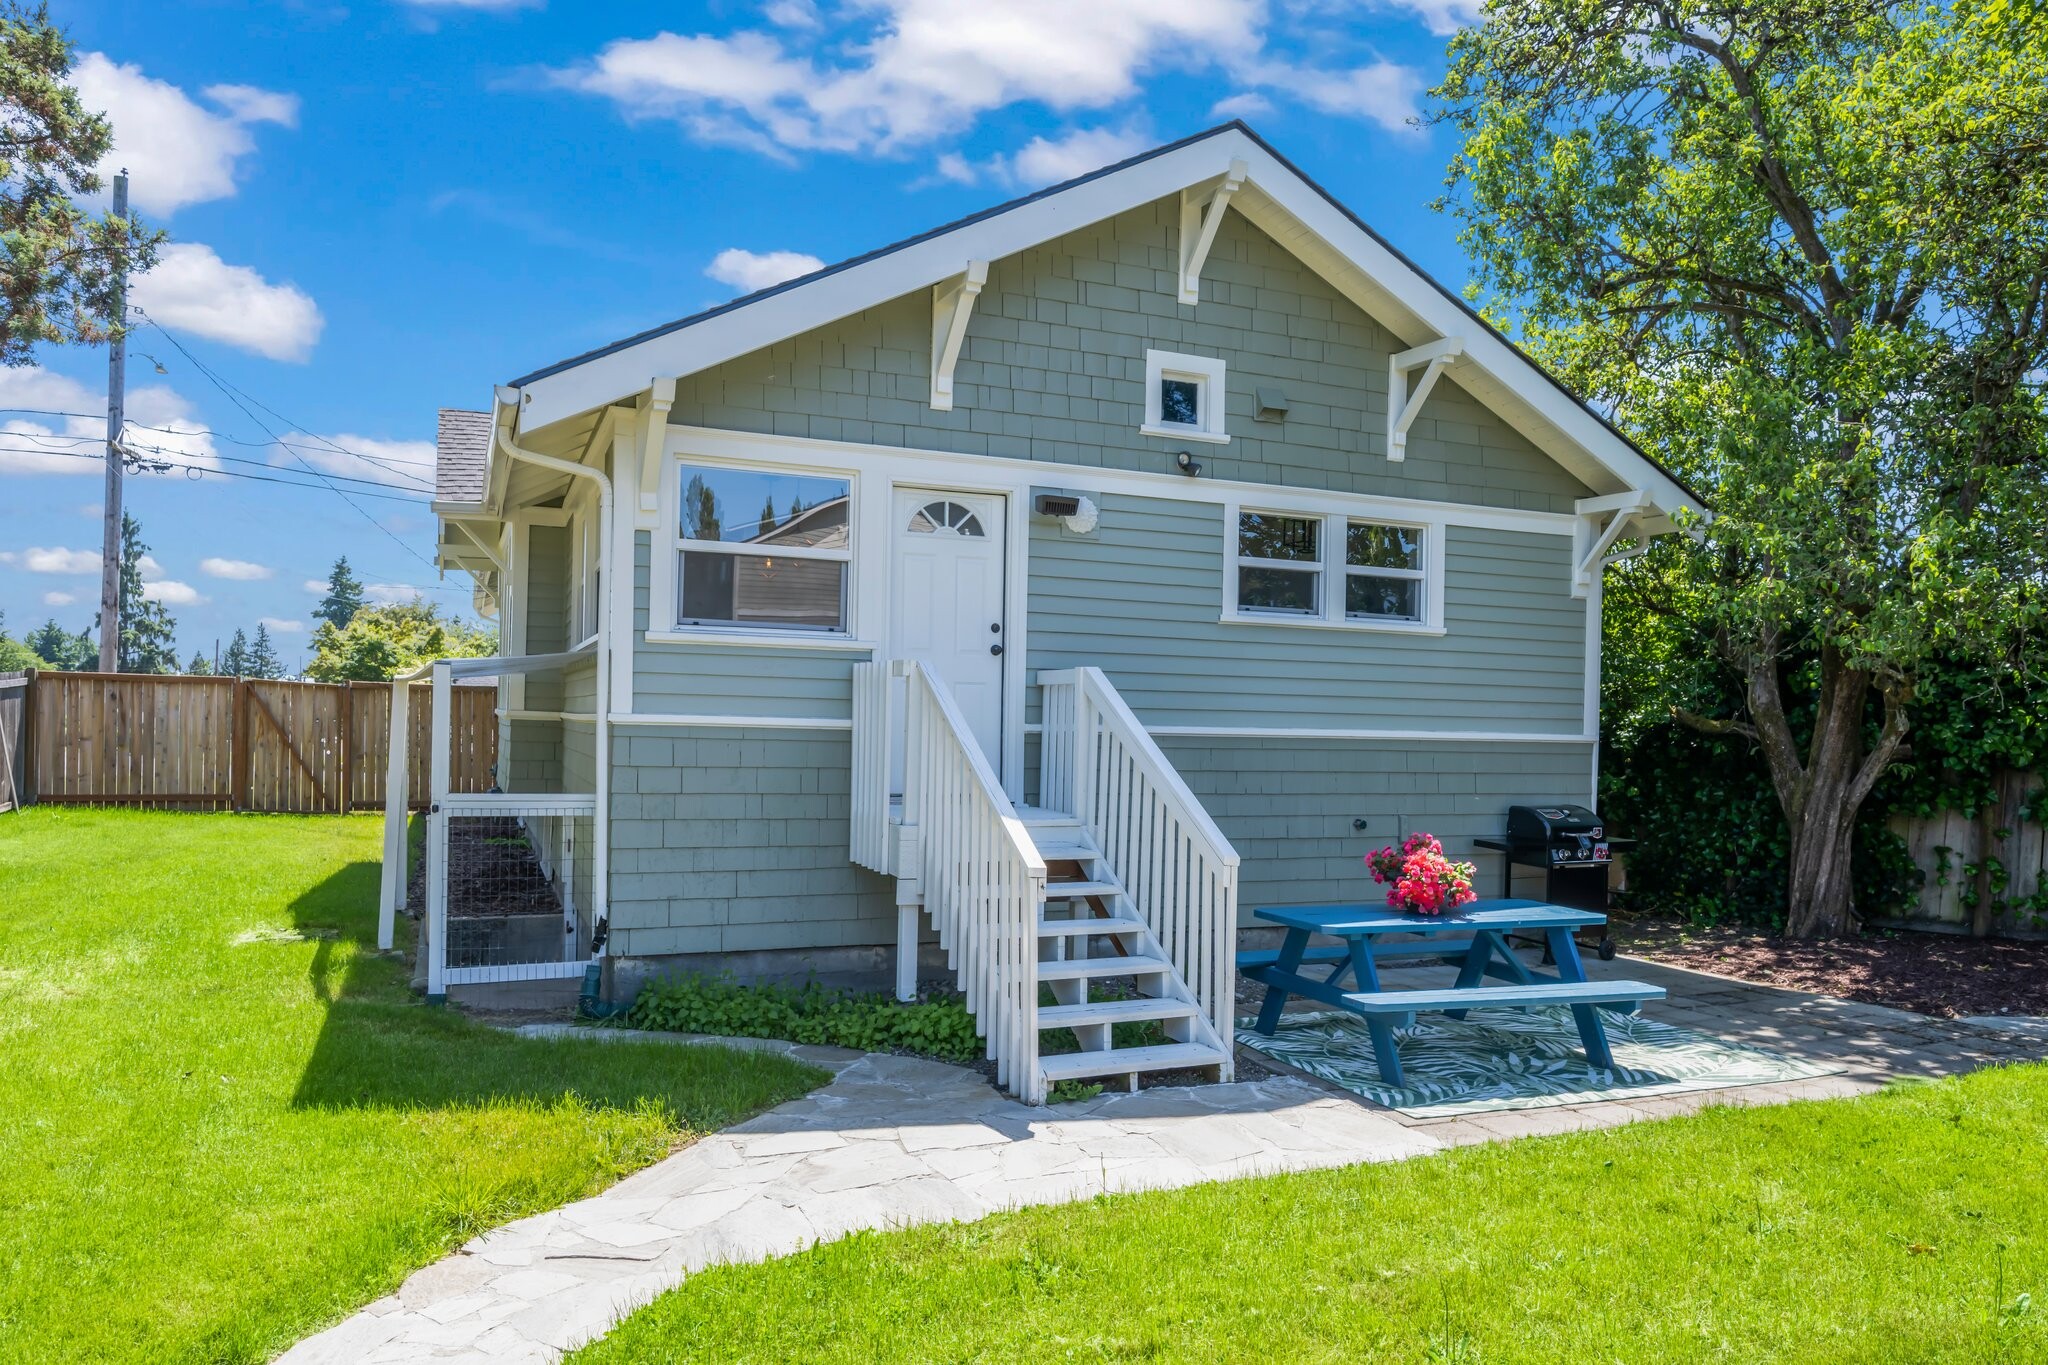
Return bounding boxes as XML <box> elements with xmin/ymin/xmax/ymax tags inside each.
<box><xmin>631</xmin><ymin>530</ymin><xmax>858</xmax><ymax>719</ymax></box>
<box><xmin>1159</xmin><ymin>736</ymin><xmax>1595</xmax><ymax>916</ymax></box>
<box><xmin>668</xmin><ymin>198</ymin><xmax>1591</xmax><ymax>515</ymax></box>
<box><xmin>1027</xmin><ymin>492</ymin><xmax>1586</xmax><ymax>731</ymax></box>
<box><xmin>523</xmin><ymin>524</ymin><xmax>571</xmax><ymax>711</ymax></box>
<box><xmin>605</xmin><ymin>725</ymin><xmax>893</xmax><ymax>954</ymax></box>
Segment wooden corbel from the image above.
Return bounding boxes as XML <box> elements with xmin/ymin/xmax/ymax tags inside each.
<box><xmin>1386</xmin><ymin>337</ymin><xmax>1465</xmax><ymax>462</ymax></box>
<box><xmin>638</xmin><ymin>377</ymin><xmax>677</xmax><ymax>513</ymax></box>
<box><xmin>929</xmin><ymin>261</ymin><xmax>989</xmax><ymax>412</ymax></box>
<box><xmin>1178</xmin><ymin>158</ymin><xmax>1249</xmax><ymax>305</ymax></box>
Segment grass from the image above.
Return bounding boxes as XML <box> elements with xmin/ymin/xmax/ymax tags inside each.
<box><xmin>0</xmin><ymin>807</ymin><xmax>826</xmax><ymax>1364</ymax></box>
<box><xmin>573</xmin><ymin>1065</ymin><xmax>2048</xmax><ymax>1364</ymax></box>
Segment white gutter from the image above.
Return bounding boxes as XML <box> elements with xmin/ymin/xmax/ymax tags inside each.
<box><xmin>491</xmin><ymin>389</ymin><xmax>614</xmax><ymax>960</ymax></box>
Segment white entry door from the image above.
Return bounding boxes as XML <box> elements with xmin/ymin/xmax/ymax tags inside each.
<box><xmin>890</xmin><ymin>488</ymin><xmax>1007</xmax><ymax>785</ymax></box>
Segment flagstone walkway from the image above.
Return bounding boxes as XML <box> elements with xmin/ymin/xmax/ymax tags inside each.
<box><xmin>279</xmin><ymin>962</ymin><xmax>2042</xmax><ymax>1365</ymax></box>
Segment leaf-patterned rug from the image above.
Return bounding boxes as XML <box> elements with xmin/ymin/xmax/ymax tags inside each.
<box><xmin>1237</xmin><ymin>1006</ymin><xmax>1841</xmax><ymax>1118</ymax></box>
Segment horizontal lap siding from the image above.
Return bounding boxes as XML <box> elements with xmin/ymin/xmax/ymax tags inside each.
<box><xmin>1159</xmin><ymin>737</ymin><xmax>1595</xmax><ymax>917</ymax></box>
<box><xmin>1027</xmin><ymin>493</ymin><xmax>1586</xmax><ymax>731</ymax></box>
<box><xmin>524</xmin><ymin>525</ymin><xmax>571</xmax><ymax>711</ymax></box>
<box><xmin>664</xmin><ymin>199</ymin><xmax>1592</xmax><ymax>516</ymax></box>
<box><xmin>606</xmin><ymin>725</ymin><xmax>892</xmax><ymax>955</ymax></box>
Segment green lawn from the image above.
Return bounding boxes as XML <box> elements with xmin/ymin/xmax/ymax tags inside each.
<box><xmin>0</xmin><ymin>807</ymin><xmax>825</xmax><ymax>1364</ymax></box>
<box><xmin>574</xmin><ymin>1065</ymin><xmax>2048</xmax><ymax>1364</ymax></box>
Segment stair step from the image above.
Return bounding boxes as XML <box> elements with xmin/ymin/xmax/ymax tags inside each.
<box><xmin>1040</xmin><ymin>1042</ymin><xmax>1230</xmax><ymax>1084</ymax></box>
<box><xmin>1031</xmin><ymin>839</ymin><xmax>1097</xmax><ymax>863</ymax></box>
<box><xmin>1015</xmin><ymin>805</ymin><xmax>1080</xmax><ymax>825</ymax></box>
<box><xmin>1036</xmin><ymin>954</ymin><xmax>1172</xmax><ymax>981</ymax></box>
<box><xmin>1044</xmin><ymin>879</ymin><xmax>1121</xmax><ymax>899</ymax></box>
<box><xmin>1039</xmin><ymin>998</ymin><xmax>1198</xmax><ymax>1029</ymax></box>
<box><xmin>1036</xmin><ymin>914</ymin><xmax>1147</xmax><ymax>937</ymax></box>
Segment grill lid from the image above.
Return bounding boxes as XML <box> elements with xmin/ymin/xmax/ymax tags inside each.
<box><xmin>1506</xmin><ymin>804</ymin><xmax>1605</xmax><ymax>842</ymax></box>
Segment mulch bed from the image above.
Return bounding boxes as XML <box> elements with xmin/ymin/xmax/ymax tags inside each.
<box><xmin>1621</xmin><ymin>915</ymin><xmax>2048</xmax><ymax>1019</ymax></box>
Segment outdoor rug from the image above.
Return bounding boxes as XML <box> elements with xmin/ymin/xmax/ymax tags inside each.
<box><xmin>1237</xmin><ymin>1006</ymin><xmax>1842</xmax><ymax>1118</ymax></box>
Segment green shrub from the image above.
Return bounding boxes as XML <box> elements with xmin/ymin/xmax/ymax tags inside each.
<box><xmin>626</xmin><ymin>975</ymin><xmax>984</xmax><ymax>1064</ymax></box>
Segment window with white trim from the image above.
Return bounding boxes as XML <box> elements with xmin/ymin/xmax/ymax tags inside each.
<box><xmin>1142</xmin><ymin>349</ymin><xmax>1229</xmax><ymax>444</ymax></box>
<box><xmin>675</xmin><ymin>463</ymin><xmax>853</xmax><ymax>632</ymax></box>
<box><xmin>1226</xmin><ymin>505</ymin><xmax>1441</xmax><ymax>632</ymax></box>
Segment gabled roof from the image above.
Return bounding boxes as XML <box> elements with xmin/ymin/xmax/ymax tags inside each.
<box><xmin>505</xmin><ymin>122</ymin><xmax>1705</xmax><ymax>516</ymax></box>
<box><xmin>435</xmin><ymin>408</ymin><xmax>492</xmax><ymax>505</ymax></box>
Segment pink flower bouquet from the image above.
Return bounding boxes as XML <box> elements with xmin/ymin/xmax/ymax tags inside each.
<box><xmin>1364</xmin><ymin>832</ymin><xmax>1478</xmax><ymax>916</ymax></box>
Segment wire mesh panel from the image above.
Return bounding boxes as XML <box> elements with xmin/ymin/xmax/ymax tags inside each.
<box><xmin>430</xmin><ymin>795</ymin><xmax>597</xmax><ymax>987</ymax></box>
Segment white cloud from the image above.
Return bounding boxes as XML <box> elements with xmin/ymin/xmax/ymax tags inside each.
<box><xmin>1276</xmin><ymin>60</ymin><xmax>1425</xmax><ymax>133</ymax></box>
<box><xmin>1</xmin><ymin>547</ymin><xmax>102</xmax><ymax>574</ymax></box>
<box><xmin>42</xmin><ymin>590</ymin><xmax>77</xmax><ymax>607</ymax></box>
<box><xmin>302</xmin><ymin>578</ymin><xmax>329</xmax><ymax>594</ymax></box>
<box><xmin>278</xmin><ymin>433</ymin><xmax>436</xmax><ymax>492</ymax></box>
<box><xmin>131</xmin><ymin>243</ymin><xmax>323</xmax><ymax>362</ymax></box>
<box><xmin>764</xmin><ymin>0</ymin><xmax>821</xmax><ymax>27</ymax></box>
<box><xmin>141</xmin><ymin>580</ymin><xmax>205</xmax><ymax>606</ymax></box>
<box><xmin>72</xmin><ymin>54</ymin><xmax>295</xmax><ymax>215</ymax></box>
<box><xmin>1389</xmin><ymin>0</ymin><xmax>1481</xmax><ymax>37</ymax></box>
<box><xmin>704</xmin><ymin>248</ymin><xmax>825</xmax><ymax>293</ymax></box>
<box><xmin>200</xmin><ymin>557</ymin><xmax>273</xmax><ymax>581</ymax></box>
<box><xmin>558</xmin><ymin>1</ymin><xmax>1261</xmax><ymax>155</ymax></box>
<box><xmin>958</xmin><ymin>125</ymin><xmax>1152</xmax><ymax>189</ymax></box>
<box><xmin>0</xmin><ymin>367</ymin><xmax>220</xmax><ymax>477</ymax></box>
<box><xmin>1210</xmin><ymin>92</ymin><xmax>1272</xmax><ymax>119</ymax></box>
<box><xmin>365</xmin><ymin>583</ymin><xmax>427</xmax><ymax>605</ymax></box>
<box><xmin>258</xmin><ymin>616</ymin><xmax>304</xmax><ymax>633</ymax></box>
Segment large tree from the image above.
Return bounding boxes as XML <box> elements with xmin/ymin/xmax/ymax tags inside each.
<box><xmin>247</xmin><ymin>622</ymin><xmax>283</xmax><ymax>680</ymax></box>
<box><xmin>1433</xmin><ymin>0</ymin><xmax>2048</xmax><ymax>935</ymax></box>
<box><xmin>220</xmin><ymin>628</ymin><xmax>250</xmax><ymax>677</ymax></box>
<box><xmin>313</xmin><ymin>556</ymin><xmax>364</xmax><ymax>630</ymax></box>
<box><xmin>0</xmin><ymin>3</ymin><xmax>160</xmax><ymax>363</ymax></box>
<box><xmin>97</xmin><ymin>512</ymin><xmax>178</xmax><ymax>673</ymax></box>
<box><xmin>304</xmin><ymin>598</ymin><xmax>496</xmax><ymax>683</ymax></box>
<box><xmin>23</xmin><ymin>617</ymin><xmax>90</xmax><ymax>670</ymax></box>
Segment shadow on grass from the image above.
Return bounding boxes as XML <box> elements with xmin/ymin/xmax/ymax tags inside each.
<box><xmin>283</xmin><ymin>855</ymin><xmax>809</xmax><ymax>1120</ymax></box>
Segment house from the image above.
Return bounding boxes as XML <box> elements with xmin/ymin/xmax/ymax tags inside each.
<box><xmin>421</xmin><ymin>122</ymin><xmax>1704</xmax><ymax>1102</ymax></box>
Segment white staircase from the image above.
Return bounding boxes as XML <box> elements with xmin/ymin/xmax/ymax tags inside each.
<box><xmin>852</xmin><ymin>660</ymin><xmax>1240</xmax><ymax>1104</ymax></box>
<box><xmin>1020</xmin><ymin>806</ymin><xmax>1234</xmax><ymax>1090</ymax></box>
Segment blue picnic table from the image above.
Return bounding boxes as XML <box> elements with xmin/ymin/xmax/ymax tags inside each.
<box><xmin>1237</xmin><ymin>899</ymin><xmax>1665</xmax><ymax>1086</ymax></box>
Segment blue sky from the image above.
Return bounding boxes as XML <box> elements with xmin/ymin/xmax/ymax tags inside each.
<box><xmin>3</xmin><ymin>0</ymin><xmax>1479</xmax><ymax>672</ymax></box>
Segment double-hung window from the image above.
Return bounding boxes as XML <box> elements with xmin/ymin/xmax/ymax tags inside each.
<box><xmin>675</xmin><ymin>463</ymin><xmax>853</xmax><ymax>633</ymax></box>
<box><xmin>1225</xmin><ymin>504</ymin><xmax>1441</xmax><ymax>632</ymax></box>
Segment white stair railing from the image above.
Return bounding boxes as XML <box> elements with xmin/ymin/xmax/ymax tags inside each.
<box><xmin>898</xmin><ymin>660</ymin><xmax>1049</xmax><ymax>1101</ymax></box>
<box><xmin>1038</xmin><ymin>667</ymin><xmax>1240</xmax><ymax>1062</ymax></box>
<box><xmin>849</xmin><ymin>660</ymin><xmax>890</xmax><ymax>873</ymax></box>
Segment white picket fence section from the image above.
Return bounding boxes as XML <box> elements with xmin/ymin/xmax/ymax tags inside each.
<box><xmin>897</xmin><ymin>660</ymin><xmax>1049</xmax><ymax>1101</ymax></box>
<box><xmin>1039</xmin><ymin>667</ymin><xmax>1240</xmax><ymax>1057</ymax></box>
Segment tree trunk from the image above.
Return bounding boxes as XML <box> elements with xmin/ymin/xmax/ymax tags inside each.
<box><xmin>1783</xmin><ymin>735</ymin><xmax>1864</xmax><ymax>937</ymax></box>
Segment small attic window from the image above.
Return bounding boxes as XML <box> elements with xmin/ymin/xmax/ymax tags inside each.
<box><xmin>1141</xmin><ymin>350</ymin><xmax>1229</xmax><ymax>445</ymax></box>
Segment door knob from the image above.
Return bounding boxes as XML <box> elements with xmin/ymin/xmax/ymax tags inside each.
<box><xmin>990</xmin><ymin>644</ymin><xmax>1004</xmax><ymax>656</ymax></box>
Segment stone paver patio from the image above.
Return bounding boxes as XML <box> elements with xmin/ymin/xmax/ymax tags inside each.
<box><xmin>278</xmin><ymin>951</ymin><xmax>2043</xmax><ymax>1365</ymax></box>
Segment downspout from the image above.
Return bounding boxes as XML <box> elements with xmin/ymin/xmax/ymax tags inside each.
<box><xmin>491</xmin><ymin>389</ymin><xmax>617</xmax><ymax>1005</ymax></box>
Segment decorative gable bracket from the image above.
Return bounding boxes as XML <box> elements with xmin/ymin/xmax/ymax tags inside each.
<box><xmin>929</xmin><ymin>260</ymin><xmax>990</xmax><ymax>412</ymax></box>
<box><xmin>1178</xmin><ymin>158</ymin><xmax>1249</xmax><ymax>305</ymax></box>
<box><xmin>1386</xmin><ymin>337</ymin><xmax>1465</xmax><ymax>462</ymax></box>
<box><xmin>1571</xmin><ymin>489</ymin><xmax>1692</xmax><ymax>597</ymax></box>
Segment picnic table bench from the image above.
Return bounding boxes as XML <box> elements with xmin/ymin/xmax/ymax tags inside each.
<box><xmin>1237</xmin><ymin>899</ymin><xmax>1665</xmax><ymax>1086</ymax></box>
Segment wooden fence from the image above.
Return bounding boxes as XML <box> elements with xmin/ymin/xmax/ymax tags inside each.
<box><xmin>0</xmin><ymin>672</ymin><xmax>26</xmax><ymax>813</ymax></box>
<box><xmin>11</xmin><ymin>671</ymin><xmax>497</xmax><ymax>813</ymax></box>
<box><xmin>1885</xmin><ymin>767</ymin><xmax>2047</xmax><ymax>936</ymax></box>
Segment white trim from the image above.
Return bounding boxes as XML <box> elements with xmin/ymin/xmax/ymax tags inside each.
<box><xmin>1223</xmin><ymin>500</ymin><xmax>1444</xmax><ymax>631</ymax></box>
<box><xmin>607</xmin><ymin>711</ymin><xmax>852</xmax><ymax>730</ymax></box>
<box><xmin>1144</xmin><ymin>725</ymin><xmax>1596</xmax><ymax>744</ymax></box>
<box><xmin>445</xmin><ymin>959</ymin><xmax>594</xmax><ymax>986</ymax></box>
<box><xmin>506</xmin><ymin>127</ymin><xmax>1704</xmax><ymax>521</ymax></box>
<box><xmin>1177</xmin><ymin>159</ymin><xmax>1248</xmax><ymax>304</ymax></box>
<box><xmin>498</xmin><ymin>709</ymin><xmax>598</xmax><ymax>723</ymax></box>
<box><xmin>642</xmin><ymin>629</ymin><xmax>878</xmax><ymax>651</ymax></box>
<box><xmin>442</xmin><ymin>791</ymin><xmax>598</xmax><ymax>816</ymax></box>
<box><xmin>665</xmin><ymin>423</ymin><xmax>1578</xmax><ymax>538</ymax></box>
<box><xmin>929</xmin><ymin>260</ymin><xmax>989</xmax><ymax>412</ymax></box>
<box><xmin>1387</xmin><ymin>338</ymin><xmax>1464</xmax><ymax>462</ymax></box>
<box><xmin>1143</xmin><ymin>349</ymin><xmax>1229</xmax><ymax>444</ymax></box>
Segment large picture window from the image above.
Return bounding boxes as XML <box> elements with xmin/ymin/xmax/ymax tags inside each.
<box><xmin>1225</xmin><ymin>504</ymin><xmax>1441</xmax><ymax>633</ymax></box>
<box><xmin>676</xmin><ymin>464</ymin><xmax>852</xmax><ymax>632</ymax></box>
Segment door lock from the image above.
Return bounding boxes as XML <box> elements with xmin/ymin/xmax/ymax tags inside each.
<box><xmin>990</xmin><ymin>644</ymin><xmax>1004</xmax><ymax>656</ymax></box>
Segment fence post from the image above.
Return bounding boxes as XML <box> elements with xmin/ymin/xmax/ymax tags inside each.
<box><xmin>21</xmin><ymin>668</ymin><xmax>36</xmax><ymax>807</ymax></box>
<box><xmin>424</xmin><ymin>663</ymin><xmax>453</xmax><ymax>1001</ymax></box>
<box><xmin>378</xmin><ymin>676</ymin><xmax>412</xmax><ymax>951</ymax></box>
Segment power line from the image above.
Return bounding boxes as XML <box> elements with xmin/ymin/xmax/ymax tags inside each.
<box><xmin>0</xmin><ymin>415</ymin><xmax>437</xmax><ymax>490</ymax></box>
<box><xmin>0</xmin><ymin>427</ymin><xmax>433</xmax><ymax>496</ymax></box>
<box><xmin>3</xmin><ymin>442</ymin><xmax>435</xmax><ymax>503</ymax></box>
<box><xmin>133</xmin><ymin>311</ymin><xmax>446</xmax><ymax>571</ymax></box>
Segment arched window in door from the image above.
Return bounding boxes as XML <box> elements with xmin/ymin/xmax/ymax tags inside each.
<box><xmin>906</xmin><ymin>499</ymin><xmax>985</xmax><ymax>537</ymax></box>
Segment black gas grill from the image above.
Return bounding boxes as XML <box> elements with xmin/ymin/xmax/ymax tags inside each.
<box><xmin>1474</xmin><ymin>804</ymin><xmax>1633</xmax><ymax>960</ymax></box>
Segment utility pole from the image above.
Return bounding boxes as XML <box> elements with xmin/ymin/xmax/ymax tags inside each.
<box><xmin>97</xmin><ymin>169</ymin><xmax>129</xmax><ymax>674</ymax></box>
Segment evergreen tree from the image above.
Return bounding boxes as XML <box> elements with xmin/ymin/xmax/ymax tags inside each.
<box><xmin>221</xmin><ymin>628</ymin><xmax>251</xmax><ymax>677</ymax></box>
<box><xmin>185</xmin><ymin>651</ymin><xmax>212</xmax><ymax>675</ymax></box>
<box><xmin>248</xmin><ymin>623</ymin><xmax>283</xmax><ymax>680</ymax></box>
<box><xmin>314</xmin><ymin>555</ymin><xmax>364</xmax><ymax>629</ymax></box>
<box><xmin>24</xmin><ymin>619</ymin><xmax>92</xmax><ymax>671</ymax></box>
<box><xmin>756</xmin><ymin>496</ymin><xmax>777</xmax><ymax>537</ymax></box>
<box><xmin>97</xmin><ymin>513</ymin><xmax>177</xmax><ymax>673</ymax></box>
